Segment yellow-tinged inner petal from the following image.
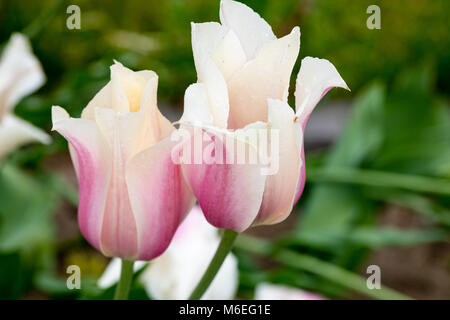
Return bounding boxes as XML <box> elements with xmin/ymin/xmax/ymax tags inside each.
<box><xmin>122</xmin><ymin>77</ymin><xmax>145</xmax><ymax>113</ymax></box>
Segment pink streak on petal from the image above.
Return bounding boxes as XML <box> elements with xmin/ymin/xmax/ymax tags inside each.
<box><xmin>293</xmin><ymin>115</ymin><xmax>309</xmax><ymax>205</ymax></box>
<box><xmin>293</xmin><ymin>86</ymin><xmax>339</xmax><ymax>205</ymax></box>
<box><xmin>126</xmin><ymin>137</ymin><xmax>195</xmax><ymax>261</ymax></box>
<box><xmin>182</xmin><ymin>129</ymin><xmax>266</xmax><ymax>232</ymax></box>
<box><xmin>54</xmin><ymin>119</ymin><xmax>111</xmax><ymax>253</ymax></box>
<box><xmin>293</xmin><ymin>145</ymin><xmax>306</xmax><ymax>204</ymax></box>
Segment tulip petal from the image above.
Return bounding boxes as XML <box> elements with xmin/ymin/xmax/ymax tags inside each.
<box><xmin>52</xmin><ymin>106</ymin><xmax>111</xmax><ymax>253</ymax></box>
<box><xmin>0</xmin><ymin>114</ymin><xmax>50</xmax><ymax>159</ymax></box>
<box><xmin>81</xmin><ymin>63</ymin><xmax>128</xmax><ymax>118</ymax></box>
<box><xmin>219</xmin><ymin>0</ymin><xmax>276</xmax><ymax>59</ymax></box>
<box><xmin>180</xmin><ymin>83</ymin><xmax>214</xmax><ymax>126</ymax></box>
<box><xmin>94</xmin><ymin>107</ymin><xmax>144</xmax><ymax>159</ymax></box>
<box><xmin>191</xmin><ymin>22</ymin><xmax>245</xmax><ymax>78</ymax></box>
<box><xmin>211</xmin><ymin>29</ymin><xmax>247</xmax><ymax>81</ymax></box>
<box><xmin>0</xmin><ymin>33</ymin><xmax>45</xmax><ymax>113</ymax></box>
<box><xmin>253</xmin><ymin>99</ymin><xmax>302</xmax><ymax>226</ymax></box>
<box><xmin>191</xmin><ymin>23</ymin><xmax>230</xmax><ymax>129</ymax></box>
<box><xmin>90</xmin><ymin>108</ymin><xmax>143</xmax><ymax>259</ymax></box>
<box><xmin>139</xmin><ymin>73</ymin><xmax>163</xmax><ymax>146</ymax></box>
<box><xmin>295</xmin><ymin>57</ymin><xmax>349</xmax><ymax>126</ymax></box>
<box><xmin>126</xmin><ymin>136</ymin><xmax>195</xmax><ymax>260</ymax></box>
<box><xmin>293</xmin><ymin>146</ymin><xmax>306</xmax><ymax>204</ymax></box>
<box><xmin>82</xmin><ymin>61</ymin><xmax>158</xmax><ymax>117</ymax></box>
<box><xmin>181</xmin><ymin>123</ymin><xmax>267</xmax><ymax>232</ymax></box>
<box><xmin>84</xmin><ymin>64</ymin><xmax>165</xmax><ymax>153</ymax></box>
<box><xmin>191</xmin><ymin>22</ymin><xmax>225</xmax><ymax>67</ymax></box>
<box><xmin>227</xmin><ymin>27</ymin><xmax>300</xmax><ymax>129</ymax></box>
<box><xmin>293</xmin><ymin>57</ymin><xmax>349</xmax><ymax>203</ymax></box>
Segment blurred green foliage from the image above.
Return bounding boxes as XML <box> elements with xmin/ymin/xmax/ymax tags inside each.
<box><xmin>0</xmin><ymin>0</ymin><xmax>448</xmax><ymax>299</ymax></box>
<box><xmin>0</xmin><ymin>0</ymin><xmax>448</xmax><ymax>131</ymax></box>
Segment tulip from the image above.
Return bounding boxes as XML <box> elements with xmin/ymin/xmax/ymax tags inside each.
<box><xmin>181</xmin><ymin>0</ymin><xmax>349</xmax><ymax>232</ymax></box>
<box><xmin>98</xmin><ymin>206</ymin><xmax>238</xmax><ymax>300</ymax></box>
<box><xmin>254</xmin><ymin>283</ymin><xmax>326</xmax><ymax>300</ymax></box>
<box><xmin>182</xmin><ymin>1</ymin><xmax>348</xmax><ymax>300</ymax></box>
<box><xmin>52</xmin><ymin>61</ymin><xmax>194</xmax><ymax>262</ymax></box>
<box><xmin>0</xmin><ymin>33</ymin><xmax>50</xmax><ymax>159</ymax></box>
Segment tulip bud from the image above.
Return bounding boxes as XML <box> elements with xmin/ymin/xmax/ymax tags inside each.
<box><xmin>52</xmin><ymin>61</ymin><xmax>194</xmax><ymax>260</ymax></box>
<box><xmin>180</xmin><ymin>0</ymin><xmax>349</xmax><ymax>231</ymax></box>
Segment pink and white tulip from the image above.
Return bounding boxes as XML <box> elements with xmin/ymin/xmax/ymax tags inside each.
<box><xmin>0</xmin><ymin>33</ymin><xmax>50</xmax><ymax>159</ymax></box>
<box><xmin>52</xmin><ymin>61</ymin><xmax>194</xmax><ymax>260</ymax></box>
<box><xmin>180</xmin><ymin>0</ymin><xmax>348</xmax><ymax>232</ymax></box>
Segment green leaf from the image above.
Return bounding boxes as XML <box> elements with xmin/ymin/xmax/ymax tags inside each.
<box><xmin>0</xmin><ymin>252</ymin><xmax>25</xmax><ymax>299</ymax></box>
<box><xmin>0</xmin><ymin>164</ymin><xmax>58</xmax><ymax>252</ymax></box>
<box><xmin>307</xmin><ymin>167</ymin><xmax>450</xmax><ymax>196</ymax></box>
<box><xmin>365</xmin><ymin>189</ymin><xmax>450</xmax><ymax>228</ymax></box>
<box><xmin>373</xmin><ymin>66</ymin><xmax>450</xmax><ymax>177</ymax></box>
<box><xmin>236</xmin><ymin>235</ymin><xmax>411</xmax><ymax>300</ymax></box>
<box><xmin>346</xmin><ymin>227</ymin><xmax>446</xmax><ymax>248</ymax></box>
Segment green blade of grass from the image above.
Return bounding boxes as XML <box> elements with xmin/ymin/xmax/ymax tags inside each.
<box><xmin>236</xmin><ymin>235</ymin><xmax>412</xmax><ymax>300</ymax></box>
<box><xmin>308</xmin><ymin>167</ymin><xmax>450</xmax><ymax>196</ymax></box>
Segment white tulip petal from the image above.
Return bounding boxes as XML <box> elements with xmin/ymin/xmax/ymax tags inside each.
<box><xmin>219</xmin><ymin>0</ymin><xmax>276</xmax><ymax>59</ymax></box>
<box><xmin>0</xmin><ymin>33</ymin><xmax>45</xmax><ymax>114</ymax></box>
<box><xmin>0</xmin><ymin>114</ymin><xmax>50</xmax><ymax>159</ymax></box>
<box><xmin>227</xmin><ymin>27</ymin><xmax>300</xmax><ymax>129</ymax></box>
<box><xmin>211</xmin><ymin>29</ymin><xmax>246</xmax><ymax>80</ymax></box>
<box><xmin>82</xmin><ymin>61</ymin><xmax>157</xmax><ymax>118</ymax></box>
<box><xmin>253</xmin><ymin>99</ymin><xmax>302</xmax><ymax>226</ymax></box>
<box><xmin>191</xmin><ymin>22</ymin><xmax>226</xmax><ymax>72</ymax></box>
<box><xmin>191</xmin><ymin>23</ymin><xmax>230</xmax><ymax>129</ymax></box>
<box><xmin>295</xmin><ymin>57</ymin><xmax>349</xmax><ymax>124</ymax></box>
<box><xmin>180</xmin><ymin>83</ymin><xmax>214</xmax><ymax>126</ymax></box>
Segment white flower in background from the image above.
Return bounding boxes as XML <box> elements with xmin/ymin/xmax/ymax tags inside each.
<box><xmin>254</xmin><ymin>283</ymin><xmax>326</xmax><ymax>300</ymax></box>
<box><xmin>0</xmin><ymin>33</ymin><xmax>50</xmax><ymax>159</ymax></box>
<box><xmin>98</xmin><ymin>258</ymin><xmax>147</xmax><ymax>289</ymax></box>
<box><xmin>98</xmin><ymin>206</ymin><xmax>239</xmax><ymax>300</ymax></box>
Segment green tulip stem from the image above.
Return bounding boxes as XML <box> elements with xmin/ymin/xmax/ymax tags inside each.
<box><xmin>189</xmin><ymin>229</ymin><xmax>239</xmax><ymax>300</ymax></box>
<box><xmin>114</xmin><ymin>259</ymin><xmax>134</xmax><ymax>300</ymax></box>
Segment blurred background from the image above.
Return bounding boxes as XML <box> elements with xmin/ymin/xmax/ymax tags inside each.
<box><xmin>0</xmin><ymin>0</ymin><xmax>449</xmax><ymax>299</ymax></box>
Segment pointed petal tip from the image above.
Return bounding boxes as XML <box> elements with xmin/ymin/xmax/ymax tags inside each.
<box><xmin>291</xmin><ymin>26</ymin><xmax>301</xmax><ymax>36</ymax></box>
<box><xmin>344</xmin><ymin>83</ymin><xmax>351</xmax><ymax>91</ymax></box>
<box><xmin>51</xmin><ymin>106</ymin><xmax>70</xmax><ymax>130</ymax></box>
<box><xmin>286</xmin><ymin>26</ymin><xmax>301</xmax><ymax>44</ymax></box>
<box><xmin>112</xmin><ymin>59</ymin><xmax>122</xmax><ymax>66</ymax></box>
<box><xmin>298</xmin><ymin>56</ymin><xmax>350</xmax><ymax>91</ymax></box>
<box><xmin>295</xmin><ymin>56</ymin><xmax>349</xmax><ymax>120</ymax></box>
